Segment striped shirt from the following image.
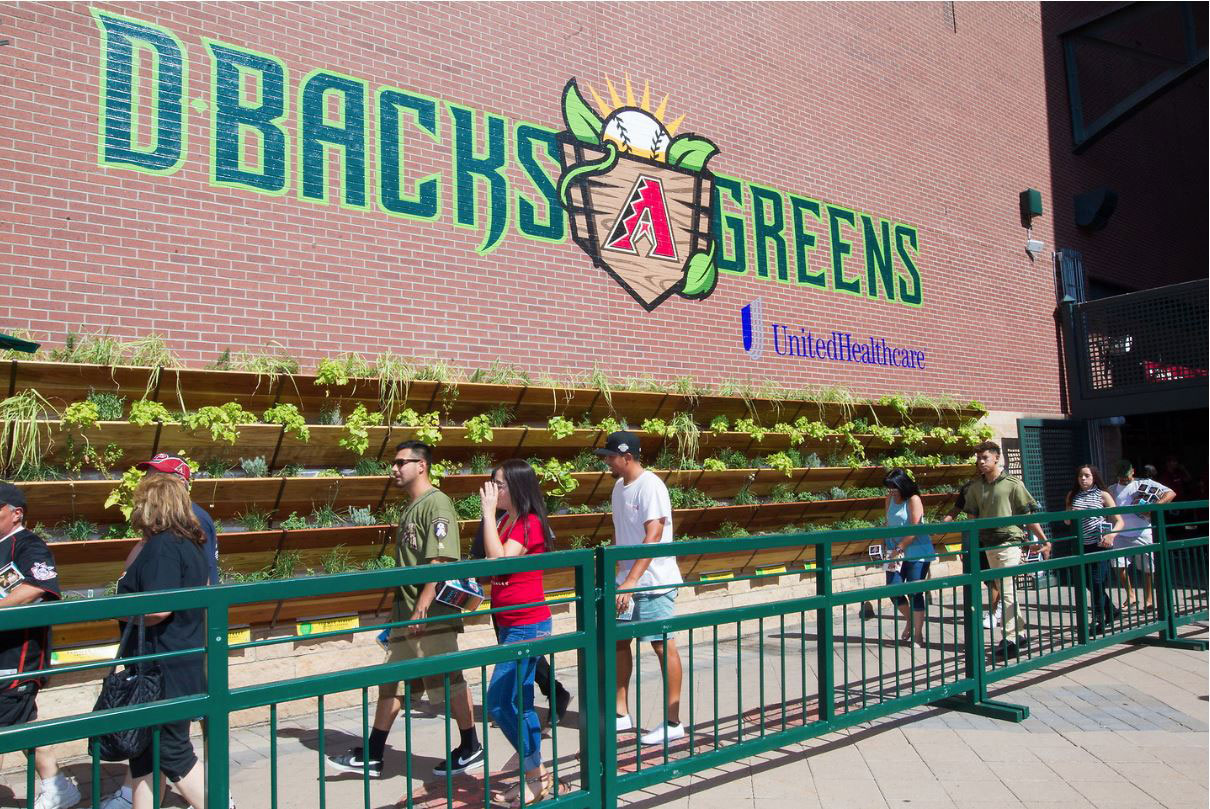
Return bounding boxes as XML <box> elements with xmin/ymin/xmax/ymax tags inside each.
<box><xmin>1071</xmin><ymin>486</ymin><xmax>1107</xmax><ymax>545</ymax></box>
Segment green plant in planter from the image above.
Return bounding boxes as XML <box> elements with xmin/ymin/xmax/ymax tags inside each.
<box><xmin>531</xmin><ymin>458</ymin><xmax>578</xmax><ymax>497</ymax></box>
<box><xmin>129</xmin><ymin>399</ymin><xmax>173</xmax><ymax>426</ymax></box>
<box><xmin>868</xmin><ymin>424</ymin><xmax>898</xmax><ymax>444</ymax></box>
<box><xmin>795</xmin><ymin>490</ymin><xmax>823</xmax><ymax>502</ymax></box>
<box><xmin>237</xmin><ymin>509</ymin><xmax>271</xmax><ymax>532</ymax></box>
<box><xmin>547</xmin><ymin>415</ymin><xmax>576</xmax><ymax>440</ymax></box>
<box><xmin>567</xmin><ymin>534</ymin><xmax>593</xmax><ymax>550</ymax></box>
<box><xmin>667</xmin><ymin>486</ymin><xmax>715</xmax><ymax>509</ymax></box>
<box><xmin>793</xmin><ymin>418</ymin><xmax>833</xmax><ymax>441</ymax></box>
<box><xmin>375</xmin><ymin>502</ymin><xmax>405</xmax><ymax>526</ymax></box>
<box><xmin>362</xmin><ymin>554</ymin><xmax>395</xmax><ymax>570</ymax></box>
<box><xmin>86</xmin><ymin>390</ymin><xmax>126</xmax><ymax>421</ymax></box>
<box><xmin>455</xmin><ymin>495</ymin><xmax>483</xmax><ymax>520</ymax></box>
<box><xmin>667</xmin><ymin>412</ymin><xmax>700</xmax><ymax>466</ymax></box>
<box><xmin>395</xmin><ymin>408</ymin><xmax>442</xmax><ymax>444</ymax></box>
<box><xmin>263</xmin><ymin>403</ymin><xmax>309</xmax><ymax>442</ymax></box>
<box><xmin>468</xmin><ymin>362</ymin><xmax>531</xmax><ymax>386</ymax></box>
<box><xmin>850</xmin><ymin>486</ymin><xmax>884</xmax><ymax>499</ymax></box>
<box><xmin>702</xmin><ymin>457</ymin><xmax>727</xmax><ymax>471</ymax></box>
<box><xmin>280</xmin><ymin>512</ymin><xmax>308</xmax><ymax>530</ymax></box>
<box><xmin>468</xmin><ymin>452</ymin><xmax>495</xmax><ymax>474</ymax></box>
<box><xmin>321</xmin><ymin>544</ymin><xmax>356</xmax><ymax>574</ymax></box>
<box><xmin>56</xmin><ymin>518</ymin><xmax>98</xmax><ymax>542</ymax></box>
<box><xmin>708</xmin><ymin>415</ymin><xmax>730</xmax><ymax>432</ymax></box>
<box><xmin>899</xmin><ymin>426</ymin><xmax>927</xmax><ymax>446</ymax></box>
<box><xmin>315</xmin><ymin>354</ymin><xmax>370</xmax><ymax>390</ymax></box>
<box><xmin>640</xmin><ymin>417</ymin><xmax>668</xmax><ymax>436</ymax></box>
<box><xmin>877</xmin><ymin>394</ymin><xmax>911</xmax><ymax>420</ymax></box>
<box><xmin>104</xmin><ymin>468</ymin><xmax>143</xmax><ymax>520</ymax></box>
<box><xmin>317</xmin><ymin>403</ymin><xmax>342</xmax><ymax>425</ymax></box>
<box><xmin>270</xmin><ymin>549</ymin><xmax>303</xmax><ymax>579</ymax></box>
<box><xmin>277</xmin><ymin>463</ymin><xmax>303</xmax><ymax>478</ymax></box>
<box><xmin>706</xmin><ymin>447</ymin><xmax>749</xmax><ymax>469</ymax></box>
<box><xmin>339</xmin><ymin>404</ymin><xmax>383</xmax><ymax>456</ymax></box>
<box><xmin>232</xmin><ymin>344</ymin><xmax>301</xmax><ymax>377</ymax></box>
<box><xmin>239</xmin><ymin>456</ymin><xmax>269</xmax><ymax>478</ymax></box>
<box><xmin>64</xmin><ymin>437</ymin><xmax>123</xmax><ymax>476</ymax></box>
<box><xmin>184</xmin><ymin>402</ymin><xmax>256</xmax><ymax>444</ymax></box>
<box><xmin>734</xmin><ymin>417</ymin><xmax>768</xmax><ymax>442</ymax></box>
<box><xmin>768</xmin><ymin>483</ymin><xmax>796</xmax><ymax>503</ymax></box>
<box><xmin>482</xmin><ymin>405</ymin><xmax>514</xmax><ymax>427</ymax></box>
<box><xmin>316</xmin><ymin>468</ymin><xmax>342</xmax><ymax>478</ymax></box>
<box><xmin>732</xmin><ymin>485</ymin><xmax>758</xmax><ymax>506</ymax></box>
<box><xmin>48</xmin><ymin>330</ymin><xmax>123</xmax><ymax>365</ymax></box>
<box><xmin>428</xmin><ymin>461</ymin><xmax>448</xmax><ymax>486</ymax></box>
<box><xmin>354</xmin><ymin>457</ymin><xmax>389</xmax><ymax>476</ymax></box>
<box><xmin>104</xmin><ymin>522</ymin><xmax>135</xmax><ymax>540</ymax></box>
<box><xmin>763</xmin><ymin>451</ymin><xmax>795</xmax><ymax>477</ymax></box>
<box><xmin>0</xmin><ymin>389</ymin><xmax>57</xmax><ymax>477</ymax></box>
<box><xmin>827</xmin><ymin>486</ymin><xmax>849</xmax><ymax>500</ymax></box>
<box><xmin>596</xmin><ymin>416</ymin><xmax>624</xmax><ymax>434</ymax></box>
<box><xmin>464</xmin><ymin>413</ymin><xmax>495</xmax><ymax>444</ymax></box>
<box><xmin>831</xmin><ymin>517</ymin><xmax>876</xmax><ymax>532</ymax></box>
<box><xmin>200</xmin><ymin>458</ymin><xmax>232</xmax><ymax>478</ymax></box>
<box><xmin>714</xmin><ymin>521</ymin><xmax>750</xmax><ymax>538</ymax></box>
<box><xmin>347</xmin><ymin>506</ymin><xmax>376</xmax><ymax>526</ymax></box>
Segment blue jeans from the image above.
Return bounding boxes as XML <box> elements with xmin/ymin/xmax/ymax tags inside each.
<box><xmin>488</xmin><ymin>619</ymin><xmax>551</xmax><ymax>771</ymax></box>
<box><xmin>887</xmin><ymin>560</ymin><xmax>932</xmax><ymax>612</ymax></box>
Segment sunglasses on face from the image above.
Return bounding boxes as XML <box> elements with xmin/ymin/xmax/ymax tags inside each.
<box><xmin>392</xmin><ymin>458</ymin><xmax>423</xmax><ymax>468</ymax></box>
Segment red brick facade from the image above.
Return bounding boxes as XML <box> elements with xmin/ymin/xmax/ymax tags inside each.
<box><xmin>1</xmin><ymin>2</ymin><xmax>1064</xmax><ymax>412</ymax></box>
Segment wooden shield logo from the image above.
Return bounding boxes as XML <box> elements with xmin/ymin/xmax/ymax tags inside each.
<box><xmin>556</xmin><ymin>79</ymin><xmax>720</xmax><ymax>311</ymax></box>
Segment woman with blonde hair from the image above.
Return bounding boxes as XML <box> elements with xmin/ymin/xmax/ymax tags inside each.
<box><xmin>118</xmin><ymin>473</ymin><xmax>211</xmax><ymax>809</ymax></box>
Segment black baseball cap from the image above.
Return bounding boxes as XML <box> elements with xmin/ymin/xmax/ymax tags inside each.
<box><xmin>594</xmin><ymin>431</ymin><xmax>640</xmax><ymax>457</ymax></box>
<box><xmin>0</xmin><ymin>482</ymin><xmax>26</xmax><ymax>511</ymax></box>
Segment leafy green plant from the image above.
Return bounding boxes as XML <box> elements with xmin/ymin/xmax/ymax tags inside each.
<box><xmin>395</xmin><ymin>408</ymin><xmax>442</xmax><ymax>444</ymax></box>
<box><xmin>708</xmin><ymin>447</ymin><xmax>749</xmax><ymax>469</ymax></box>
<box><xmin>531</xmin><ymin>457</ymin><xmax>578</xmax><ymax>497</ymax></box>
<box><xmin>708</xmin><ymin>415</ymin><xmax>730</xmax><ymax>432</ymax></box>
<box><xmin>129</xmin><ymin>399</ymin><xmax>173</xmax><ymax>426</ymax></box>
<box><xmin>468</xmin><ymin>362</ymin><xmax>531</xmax><ymax>385</ymax></box>
<box><xmin>339</xmin><ymin>404</ymin><xmax>384</xmax><ymax>456</ymax></box>
<box><xmin>768</xmin><ymin>483</ymin><xmax>796</xmax><ymax>503</ymax></box>
<box><xmin>831</xmin><ymin>518</ymin><xmax>876</xmax><ymax>532</ymax></box>
<box><xmin>455</xmin><ymin>495</ymin><xmax>483</xmax><ymax>520</ymax></box>
<box><xmin>482</xmin><ymin>405</ymin><xmax>514</xmax><ymax>427</ymax></box>
<box><xmin>703</xmin><ymin>457</ymin><xmax>727</xmax><ymax>471</ymax></box>
<box><xmin>270</xmin><ymin>549</ymin><xmax>303</xmax><ymax>579</ymax></box>
<box><xmin>464</xmin><ymin>413</ymin><xmax>495</xmax><ymax>444</ymax></box>
<box><xmin>239</xmin><ymin>456</ymin><xmax>269</xmax><ymax>478</ymax></box>
<box><xmin>87</xmin><ymin>390</ymin><xmax>126</xmax><ymax>421</ymax></box>
<box><xmin>877</xmin><ymin>394</ymin><xmax>911</xmax><ymax>420</ymax></box>
<box><xmin>233</xmin><ymin>343</ymin><xmax>300</xmax><ymax>377</ymax></box>
<box><xmin>667</xmin><ymin>486</ymin><xmax>716</xmax><ymax>509</ymax></box>
<box><xmin>714</xmin><ymin>521</ymin><xmax>750</xmax><ymax>538</ymax></box>
<box><xmin>547</xmin><ymin>415</ymin><xmax>576</xmax><ymax>440</ymax></box>
<box><xmin>48</xmin><ymin>331</ymin><xmax>122</xmax><ymax>365</ymax></box>
<box><xmin>354</xmin><ymin>458</ymin><xmax>389</xmax><ymax>476</ymax></box>
<box><xmin>362</xmin><ymin>554</ymin><xmax>395</xmax><ymax>570</ymax></box>
<box><xmin>468</xmin><ymin>452</ymin><xmax>494</xmax><ymax>475</ymax></box>
<box><xmin>428</xmin><ymin>461</ymin><xmax>448</xmax><ymax>486</ymax></box>
<box><xmin>763</xmin><ymin>451</ymin><xmax>795</xmax><ymax>477</ymax></box>
<box><xmin>57</xmin><ymin>518</ymin><xmax>98</xmax><ymax>542</ymax></box>
<box><xmin>375</xmin><ymin>502</ymin><xmax>405</xmax><ymax>526</ymax></box>
<box><xmin>316</xmin><ymin>468</ymin><xmax>342</xmax><ymax>478</ymax></box>
<box><xmin>317</xmin><ymin>403</ymin><xmax>342</xmax><ymax>425</ymax></box>
<box><xmin>827</xmin><ymin>486</ymin><xmax>849</xmax><ymax>500</ymax></box>
<box><xmin>734</xmin><ymin>417</ymin><xmax>768</xmax><ymax>442</ymax></box>
<box><xmin>567</xmin><ymin>534</ymin><xmax>593</xmax><ymax>550</ymax></box>
<box><xmin>347</xmin><ymin>506</ymin><xmax>376</xmax><ymax>526</ymax></box>
<box><xmin>280</xmin><ymin>512</ymin><xmax>308</xmax><ymax>530</ymax></box>
<box><xmin>596</xmin><ymin>416</ymin><xmax>623</xmax><ymax>434</ymax></box>
<box><xmin>321</xmin><ymin>544</ymin><xmax>356</xmax><ymax>574</ymax></box>
<box><xmin>850</xmin><ymin>486</ymin><xmax>884</xmax><ymax>499</ymax></box>
<box><xmin>64</xmin><ymin>437</ymin><xmax>123</xmax><ymax>476</ymax></box>
<box><xmin>277</xmin><ymin>463</ymin><xmax>303</xmax><ymax>478</ymax></box>
<box><xmin>1</xmin><ymin>389</ymin><xmax>57</xmax><ymax>477</ymax></box>
<box><xmin>263</xmin><ymin>403</ymin><xmax>309</xmax><ymax>442</ymax></box>
<box><xmin>105</xmin><ymin>466</ymin><xmax>145</xmax><ymax>519</ymax></box>
<box><xmin>314</xmin><ymin>354</ymin><xmax>370</xmax><ymax>390</ymax></box>
<box><xmin>795</xmin><ymin>490</ymin><xmax>824</xmax><ymax>502</ymax></box>
<box><xmin>104</xmin><ymin>522</ymin><xmax>134</xmax><ymax>540</ymax></box>
<box><xmin>200</xmin><ymin>458</ymin><xmax>232</xmax><ymax>478</ymax></box>
<box><xmin>184</xmin><ymin>402</ymin><xmax>255</xmax><ymax>444</ymax></box>
<box><xmin>732</xmin><ymin>485</ymin><xmax>758</xmax><ymax>506</ymax></box>
<box><xmin>237</xmin><ymin>509</ymin><xmax>271</xmax><ymax>532</ymax></box>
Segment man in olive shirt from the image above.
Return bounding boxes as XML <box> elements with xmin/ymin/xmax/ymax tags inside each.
<box><xmin>328</xmin><ymin>441</ymin><xmax>482</xmax><ymax>778</ymax></box>
<box><xmin>964</xmin><ymin>441</ymin><xmax>1049</xmax><ymax>660</ymax></box>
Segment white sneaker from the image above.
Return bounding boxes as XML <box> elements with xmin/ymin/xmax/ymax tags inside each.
<box><xmin>981</xmin><ymin>605</ymin><xmax>1002</xmax><ymax>629</ymax></box>
<box><xmin>34</xmin><ymin>774</ymin><xmax>81</xmax><ymax>809</ymax></box>
<box><xmin>640</xmin><ymin>722</ymin><xmax>685</xmax><ymax>746</ymax></box>
<box><xmin>97</xmin><ymin>786</ymin><xmax>131</xmax><ymax>809</ymax></box>
<box><xmin>615</xmin><ymin>713</ymin><xmax>634</xmax><ymax>732</ymax></box>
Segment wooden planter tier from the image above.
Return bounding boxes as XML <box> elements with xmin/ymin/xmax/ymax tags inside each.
<box><xmin>48</xmin><ymin>492</ymin><xmax>957</xmax><ymax>594</ymax></box>
<box><xmin>18</xmin><ymin>465</ymin><xmax>970</xmax><ymax>525</ymax></box>
<box><xmin>19</xmin><ymin>419</ymin><xmax>975</xmax><ymax>479</ymax></box>
<box><xmin>8</xmin><ymin>359</ymin><xmax>985</xmax><ymax>428</ymax></box>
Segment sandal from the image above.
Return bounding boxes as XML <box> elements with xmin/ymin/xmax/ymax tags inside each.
<box><xmin>506</xmin><ymin>774</ymin><xmax>553</xmax><ymax>808</ymax></box>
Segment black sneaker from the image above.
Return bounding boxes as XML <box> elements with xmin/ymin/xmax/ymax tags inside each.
<box><xmin>994</xmin><ymin>639</ymin><xmax>1020</xmax><ymax>660</ymax></box>
<box><xmin>433</xmin><ymin>743</ymin><xmax>484</xmax><ymax>776</ymax></box>
<box><xmin>860</xmin><ymin>601</ymin><xmax>877</xmax><ymax>621</ymax></box>
<box><xmin>326</xmin><ymin>747</ymin><xmax>383</xmax><ymax>777</ymax></box>
<box><xmin>553</xmin><ymin>684</ymin><xmax>572</xmax><ymax>724</ymax></box>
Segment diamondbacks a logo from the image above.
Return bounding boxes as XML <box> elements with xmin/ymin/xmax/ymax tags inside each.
<box><xmin>555</xmin><ymin>76</ymin><xmax>720</xmax><ymax>311</ymax></box>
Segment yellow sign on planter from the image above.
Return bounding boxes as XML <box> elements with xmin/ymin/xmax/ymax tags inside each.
<box><xmin>51</xmin><ymin>644</ymin><xmax>118</xmax><ymax>666</ymax></box>
<box><xmin>699</xmin><ymin>571</ymin><xmax>735</xmax><ymax>582</ymax></box>
<box><xmin>227</xmin><ymin>628</ymin><xmax>252</xmax><ymax>645</ymax></box>
<box><xmin>297</xmin><ymin>616</ymin><xmax>360</xmax><ymax>636</ymax></box>
<box><xmin>756</xmin><ymin>565</ymin><xmax>787</xmax><ymax>576</ymax></box>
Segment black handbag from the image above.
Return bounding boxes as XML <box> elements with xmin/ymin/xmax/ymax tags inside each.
<box><xmin>90</xmin><ymin>617</ymin><xmax>164</xmax><ymax>761</ymax></box>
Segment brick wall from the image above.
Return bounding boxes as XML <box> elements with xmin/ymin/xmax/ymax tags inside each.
<box><xmin>0</xmin><ymin>2</ymin><xmax>1064</xmax><ymax>412</ymax></box>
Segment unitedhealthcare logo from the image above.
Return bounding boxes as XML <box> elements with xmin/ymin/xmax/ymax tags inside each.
<box><xmin>740</xmin><ymin>299</ymin><xmax>764</xmax><ymax>359</ymax></box>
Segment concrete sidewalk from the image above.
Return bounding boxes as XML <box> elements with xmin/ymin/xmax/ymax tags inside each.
<box><xmin>3</xmin><ymin>622</ymin><xmax>1205</xmax><ymax>808</ymax></box>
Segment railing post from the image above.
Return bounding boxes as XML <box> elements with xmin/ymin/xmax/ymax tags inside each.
<box><xmin>814</xmin><ymin>540</ymin><xmax>834</xmax><ymax>723</ymax></box>
<box><xmin>1140</xmin><ymin>508</ymin><xmax>1209</xmax><ymax>651</ymax></box>
<box><xmin>205</xmin><ymin>594</ymin><xmax>230</xmax><ymax>809</ymax></box>
<box><xmin>596</xmin><ymin>546</ymin><xmax>619</xmax><ymax>809</ymax></box>
<box><xmin>933</xmin><ymin>527</ymin><xmax>1028</xmax><ymax>721</ymax></box>
<box><xmin>577</xmin><ymin>551</ymin><xmax>602</xmax><ymax>808</ymax></box>
<box><xmin>1075</xmin><ymin>531</ymin><xmax>1090</xmax><ymax>645</ymax></box>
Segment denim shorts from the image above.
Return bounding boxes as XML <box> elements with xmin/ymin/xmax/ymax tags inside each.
<box><xmin>620</xmin><ymin>591</ymin><xmax>678</xmax><ymax>642</ymax></box>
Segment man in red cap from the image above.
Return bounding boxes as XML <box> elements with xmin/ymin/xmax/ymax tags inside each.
<box><xmin>135</xmin><ymin>455</ymin><xmax>219</xmax><ymax>587</ymax></box>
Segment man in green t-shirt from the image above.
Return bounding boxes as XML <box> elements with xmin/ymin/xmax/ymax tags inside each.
<box><xmin>327</xmin><ymin>441</ymin><xmax>482</xmax><ymax>779</ymax></box>
<box><xmin>963</xmin><ymin>441</ymin><xmax>1049</xmax><ymax>660</ymax></box>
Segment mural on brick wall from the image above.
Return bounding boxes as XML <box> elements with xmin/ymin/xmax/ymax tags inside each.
<box><xmin>89</xmin><ymin>8</ymin><xmax>927</xmax><ymax>318</ymax></box>
<box><xmin>555</xmin><ymin>77</ymin><xmax>719</xmax><ymax>310</ymax></box>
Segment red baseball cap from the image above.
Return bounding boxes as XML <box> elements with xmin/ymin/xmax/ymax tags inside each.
<box><xmin>136</xmin><ymin>453</ymin><xmax>192</xmax><ymax>482</ymax></box>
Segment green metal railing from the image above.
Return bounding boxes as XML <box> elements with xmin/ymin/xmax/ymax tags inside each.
<box><xmin>0</xmin><ymin>502</ymin><xmax>1203</xmax><ymax>808</ymax></box>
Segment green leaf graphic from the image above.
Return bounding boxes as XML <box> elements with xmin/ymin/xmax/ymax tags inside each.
<box><xmin>680</xmin><ymin>244</ymin><xmax>718</xmax><ymax>299</ymax></box>
<box><xmin>558</xmin><ymin>142</ymin><xmax>618</xmax><ymax>205</ymax></box>
<box><xmin>666</xmin><ymin>134</ymin><xmax>719</xmax><ymax>172</ymax></box>
<box><xmin>562</xmin><ymin>79</ymin><xmax>604</xmax><ymax>145</ymax></box>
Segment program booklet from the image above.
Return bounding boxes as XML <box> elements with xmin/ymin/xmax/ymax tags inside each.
<box><xmin>0</xmin><ymin>562</ymin><xmax>26</xmax><ymax>599</ymax></box>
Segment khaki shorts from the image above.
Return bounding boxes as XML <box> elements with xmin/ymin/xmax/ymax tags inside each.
<box><xmin>385</xmin><ymin>626</ymin><xmax>466</xmax><ymax>698</ymax></box>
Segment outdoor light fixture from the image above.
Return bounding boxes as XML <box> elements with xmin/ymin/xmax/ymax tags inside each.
<box><xmin>1025</xmin><ymin>238</ymin><xmax>1046</xmax><ymax>258</ymax></box>
<box><xmin>1019</xmin><ymin>188</ymin><xmax>1045</xmax><ymax>260</ymax></box>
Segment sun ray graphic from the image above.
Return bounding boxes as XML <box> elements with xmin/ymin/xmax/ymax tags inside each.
<box><xmin>585</xmin><ymin>75</ymin><xmax>682</xmax><ymax>136</ymax></box>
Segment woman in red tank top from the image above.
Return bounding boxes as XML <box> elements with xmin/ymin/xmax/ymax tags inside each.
<box><xmin>478</xmin><ymin>460</ymin><xmax>554</xmax><ymax>806</ymax></box>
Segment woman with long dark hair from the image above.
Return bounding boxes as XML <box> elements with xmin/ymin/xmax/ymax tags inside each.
<box><xmin>883</xmin><ymin>468</ymin><xmax>933</xmax><ymax>647</ymax></box>
<box><xmin>120</xmin><ymin>473</ymin><xmax>209</xmax><ymax>809</ymax></box>
<box><xmin>478</xmin><ymin>459</ymin><xmax>555</xmax><ymax>807</ymax></box>
<box><xmin>1065</xmin><ymin>464</ymin><xmax>1125</xmax><ymax>634</ymax></box>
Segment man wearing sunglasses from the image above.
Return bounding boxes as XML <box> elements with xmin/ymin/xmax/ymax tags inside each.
<box><xmin>328</xmin><ymin>441</ymin><xmax>482</xmax><ymax>779</ymax></box>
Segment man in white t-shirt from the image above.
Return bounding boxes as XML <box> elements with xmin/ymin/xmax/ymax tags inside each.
<box><xmin>1109</xmin><ymin>461</ymin><xmax>1175</xmax><ymax>610</ymax></box>
<box><xmin>596</xmin><ymin>431</ymin><xmax>685</xmax><ymax>746</ymax></box>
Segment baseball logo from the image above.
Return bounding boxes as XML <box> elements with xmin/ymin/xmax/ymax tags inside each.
<box><xmin>602</xmin><ymin>109</ymin><xmax>671</xmax><ymax>161</ymax></box>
